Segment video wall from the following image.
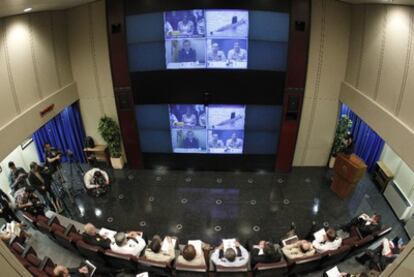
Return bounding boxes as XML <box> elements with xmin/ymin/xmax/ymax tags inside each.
<box><xmin>164</xmin><ymin>10</ymin><xmax>248</xmax><ymax>69</ymax></box>
<box><xmin>135</xmin><ymin>104</ymin><xmax>282</xmax><ymax>155</ymax></box>
<box><xmin>126</xmin><ymin>10</ymin><xmax>289</xmax><ymax>72</ymax></box>
<box><xmin>170</xmin><ymin>105</ymin><xmax>245</xmax><ymax>154</ymax></box>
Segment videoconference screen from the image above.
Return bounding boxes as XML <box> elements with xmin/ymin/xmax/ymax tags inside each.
<box><xmin>126</xmin><ymin>10</ymin><xmax>289</xmax><ymax>72</ymax></box>
<box><xmin>164</xmin><ymin>10</ymin><xmax>248</xmax><ymax>70</ymax></box>
<box><xmin>169</xmin><ymin>104</ymin><xmax>246</xmax><ymax>154</ymax></box>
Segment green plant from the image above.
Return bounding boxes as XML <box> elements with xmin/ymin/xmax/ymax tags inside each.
<box><xmin>98</xmin><ymin>116</ymin><xmax>122</xmax><ymax>158</ymax></box>
<box><xmin>331</xmin><ymin>115</ymin><xmax>353</xmax><ymax>156</ymax></box>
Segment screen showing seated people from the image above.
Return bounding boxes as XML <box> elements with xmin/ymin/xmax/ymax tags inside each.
<box><xmin>169</xmin><ymin>104</ymin><xmax>246</xmax><ymax>154</ymax></box>
<box><xmin>164</xmin><ymin>10</ymin><xmax>248</xmax><ymax>70</ymax></box>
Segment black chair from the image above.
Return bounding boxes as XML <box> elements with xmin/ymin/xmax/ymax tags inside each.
<box><xmin>319</xmin><ymin>245</ymin><xmax>352</xmax><ymax>268</ymax></box>
<box><xmin>53</xmin><ymin>229</ymin><xmax>79</xmax><ymax>253</ymax></box>
<box><xmin>103</xmin><ymin>249</ymin><xmax>138</xmax><ymax>272</ymax></box>
<box><xmin>288</xmin><ymin>253</ymin><xmax>324</xmax><ymax>275</ymax></box>
<box><xmin>253</xmin><ymin>260</ymin><xmax>289</xmax><ymax>277</ymax></box>
<box><xmin>138</xmin><ymin>257</ymin><xmax>173</xmax><ymax>276</ymax></box>
<box><xmin>76</xmin><ymin>240</ymin><xmax>106</xmax><ymax>264</ymax></box>
<box><xmin>25</xmin><ymin>253</ymin><xmax>42</xmax><ymax>268</ymax></box>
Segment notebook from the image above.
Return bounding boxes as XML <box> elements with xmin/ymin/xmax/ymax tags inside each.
<box><xmin>325</xmin><ymin>266</ymin><xmax>341</xmax><ymax>277</ymax></box>
<box><xmin>313</xmin><ymin>228</ymin><xmax>326</xmax><ymax>241</ymax></box>
<box><xmin>222</xmin><ymin>238</ymin><xmax>236</xmax><ymax>251</ymax></box>
<box><xmin>99</xmin><ymin>228</ymin><xmax>116</xmax><ymax>240</ymax></box>
<box><xmin>282</xmin><ymin>235</ymin><xmax>299</xmax><ymax>246</ymax></box>
<box><xmin>161</xmin><ymin>237</ymin><xmax>177</xmax><ymax>252</ymax></box>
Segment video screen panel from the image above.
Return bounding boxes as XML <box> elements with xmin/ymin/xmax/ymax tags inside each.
<box><xmin>169</xmin><ymin>104</ymin><xmax>246</xmax><ymax>154</ymax></box>
<box><xmin>164</xmin><ymin>10</ymin><xmax>248</xmax><ymax>70</ymax></box>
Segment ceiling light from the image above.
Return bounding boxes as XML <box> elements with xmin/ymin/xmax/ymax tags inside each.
<box><xmin>23</xmin><ymin>8</ymin><xmax>32</xmax><ymax>13</ymax></box>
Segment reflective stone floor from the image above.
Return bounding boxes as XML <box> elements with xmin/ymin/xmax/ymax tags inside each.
<box><xmin>62</xmin><ymin>165</ymin><xmax>408</xmax><ymax>245</ymax></box>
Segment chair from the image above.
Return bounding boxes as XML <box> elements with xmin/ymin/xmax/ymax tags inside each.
<box><xmin>22</xmin><ymin>245</ymin><xmax>37</xmax><ymax>258</ymax></box>
<box><xmin>353</xmin><ymin>235</ymin><xmax>374</xmax><ymax>249</ymax></box>
<box><xmin>138</xmin><ymin>257</ymin><xmax>173</xmax><ymax>276</ymax></box>
<box><xmin>40</xmin><ymin>257</ymin><xmax>56</xmax><ymax>277</ymax></box>
<box><xmin>76</xmin><ymin>240</ymin><xmax>106</xmax><ymax>264</ymax></box>
<box><xmin>53</xmin><ymin>230</ymin><xmax>79</xmax><ymax>253</ymax></box>
<box><xmin>288</xmin><ymin>253</ymin><xmax>324</xmax><ymax>275</ymax></box>
<box><xmin>36</xmin><ymin>220</ymin><xmax>55</xmax><ymax>240</ymax></box>
<box><xmin>319</xmin><ymin>245</ymin><xmax>352</xmax><ymax>268</ymax></box>
<box><xmin>103</xmin><ymin>249</ymin><xmax>138</xmax><ymax>272</ymax></box>
<box><xmin>25</xmin><ymin>253</ymin><xmax>42</xmax><ymax>268</ymax></box>
<box><xmin>253</xmin><ymin>260</ymin><xmax>289</xmax><ymax>277</ymax></box>
<box><xmin>342</xmin><ymin>236</ymin><xmax>359</xmax><ymax>246</ymax></box>
<box><xmin>10</xmin><ymin>241</ymin><xmax>25</xmax><ymax>256</ymax></box>
<box><xmin>27</xmin><ymin>266</ymin><xmax>49</xmax><ymax>277</ymax></box>
<box><xmin>21</xmin><ymin>212</ymin><xmax>37</xmax><ymax>230</ymax></box>
<box><xmin>175</xmin><ymin>261</ymin><xmax>209</xmax><ymax>276</ymax></box>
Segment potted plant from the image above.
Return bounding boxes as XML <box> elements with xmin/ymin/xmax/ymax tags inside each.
<box><xmin>98</xmin><ymin>116</ymin><xmax>124</xmax><ymax>169</ymax></box>
<box><xmin>329</xmin><ymin>115</ymin><xmax>353</xmax><ymax>168</ymax></box>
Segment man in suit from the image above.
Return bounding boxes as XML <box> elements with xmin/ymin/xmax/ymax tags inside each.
<box><xmin>0</xmin><ymin>189</ymin><xmax>20</xmax><ymax>223</ymax></box>
<box><xmin>178</xmin><ymin>40</ymin><xmax>197</xmax><ymax>62</ymax></box>
<box><xmin>249</xmin><ymin>240</ymin><xmax>282</xmax><ymax>266</ymax></box>
<box><xmin>28</xmin><ymin>162</ymin><xmax>62</xmax><ymax>213</ymax></box>
<box><xmin>341</xmin><ymin>213</ymin><xmax>382</xmax><ymax>237</ymax></box>
<box><xmin>210</xmin><ymin>239</ymin><xmax>249</xmax><ymax>268</ymax></box>
<box><xmin>82</xmin><ymin>223</ymin><xmax>111</xmax><ymax>250</ymax></box>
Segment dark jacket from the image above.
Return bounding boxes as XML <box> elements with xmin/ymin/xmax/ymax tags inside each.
<box><xmin>250</xmin><ymin>248</ymin><xmax>282</xmax><ymax>266</ymax></box>
<box><xmin>82</xmin><ymin>233</ymin><xmax>111</xmax><ymax>250</ymax></box>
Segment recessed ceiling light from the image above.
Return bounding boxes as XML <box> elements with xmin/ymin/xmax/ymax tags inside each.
<box><xmin>23</xmin><ymin>8</ymin><xmax>32</xmax><ymax>13</ymax></box>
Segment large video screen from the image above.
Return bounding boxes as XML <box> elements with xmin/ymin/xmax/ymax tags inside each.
<box><xmin>164</xmin><ymin>10</ymin><xmax>249</xmax><ymax>70</ymax></box>
<box><xmin>169</xmin><ymin>104</ymin><xmax>246</xmax><ymax>154</ymax></box>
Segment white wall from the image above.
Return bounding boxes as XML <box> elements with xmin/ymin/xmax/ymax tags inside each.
<box><xmin>0</xmin><ymin>139</ymin><xmax>40</xmax><ymax>194</ymax></box>
<box><xmin>380</xmin><ymin>143</ymin><xmax>414</xmax><ymax>218</ymax></box>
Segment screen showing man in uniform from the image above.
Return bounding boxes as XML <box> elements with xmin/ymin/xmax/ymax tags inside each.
<box><xmin>169</xmin><ymin>104</ymin><xmax>245</xmax><ymax>154</ymax></box>
<box><xmin>164</xmin><ymin>10</ymin><xmax>248</xmax><ymax>69</ymax></box>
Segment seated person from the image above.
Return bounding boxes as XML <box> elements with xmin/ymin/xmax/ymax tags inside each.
<box><xmin>53</xmin><ymin>263</ymin><xmax>115</xmax><ymax>277</ymax></box>
<box><xmin>14</xmin><ymin>187</ymin><xmax>45</xmax><ymax>217</ymax></box>
<box><xmin>83</xmin><ymin>168</ymin><xmax>110</xmax><ymax>196</ymax></box>
<box><xmin>176</xmin><ymin>240</ymin><xmax>210</xmax><ymax>267</ymax></box>
<box><xmin>110</xmin><ymin>231</ymin><xmax>146</xmax><ymax>256</ymax></box>
<box><xmin>341</xmin><ymin>213</ymin><xmax>382</xmax><ymax>237</ymax></box>
<box><xmin>210</xmin><ymin>239</ymin><xmax>249</xmax><ymax>268</ymax></box>
<box><xmin>82</xmin><ymin>223</ymin><xmax>111</xmax><ymax>249</ymax></box>
<box><xmin>0</xmin><ymin>188</ymin><xmax>20</xmax><ymax>223</ymax></box>
<box><xmin>282</xmin><ymin>240</ymin><xmax>316</xmax><ymax>261</ymax></box>
<box><xmin>144</xmin><ymin>235</ymin><xmax>176</xmax><ymax>263</ymax></box>
<box><xmin>355</xmin><ymin>237</ymin><xmax>405</xmax><ymax>270</ymax></box>
<box><xmin>0</xmin><ymin>221</ymin><xmax>31</xmax><ymax>243</ymax></box>
<box><xmin>312</xmin><ymin>228</ymin><xmax>342</xmax><ymax>253</ymax></box>
<box><xmin>249</xmin><ymin>240</ymin><xmax>282</xmax><ymax>266</ymax></box>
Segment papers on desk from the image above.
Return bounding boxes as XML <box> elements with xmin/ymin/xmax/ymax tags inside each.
<box><xmin>161</xmin><ymin>237</ymin><xmax>176</xmax><ymax>253</ymax></box>
<box><xmin>99</xmin><ymin>228</ymin><xmax>116</xmax><ymax>241</ymax></box>
<box><xmin>188</xmin><ymin>240</ymin><xmax>203</xmax><ymax>255</ymax></box>
<box><xmin>325</xmin><ymin>266</ymin><xmax>341</xmax><ymax>277</ymax></box>
<box><xmin>136</xmin><ymin>273</ymin><xmax>149</xmax><ymax>277</ymax></box>
<box><xmin>313</xmin><ymin>228</ymin><xmax>326</xmax><ymax>241</ymax></box>
<box><xmin>222</xmin><ymin>238</ymin><xmax>236</xmax><ymax>251</ymax></box>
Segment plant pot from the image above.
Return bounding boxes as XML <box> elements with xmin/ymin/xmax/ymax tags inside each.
<box><xmin>110</xmin><ymin>157</ymin><xmax>124</xmax><ymax>169</ymax></box>
<box><xmin>328</xmin><ymin>155</ymin><xmax>336</xmax><ymax>169</ymax></box>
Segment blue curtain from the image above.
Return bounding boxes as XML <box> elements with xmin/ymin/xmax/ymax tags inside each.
<box><xmin>340</xmin><ymin>103</ymin><xmax>384</xmax><ymax>172</ymax></box>
<box><xmin>32</xmin><ymin>103</ymin><xmax>86</xmax><ymax>163</ymax></box>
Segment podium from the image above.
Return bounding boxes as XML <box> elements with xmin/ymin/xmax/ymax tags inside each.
<box><xmin>331</xmin><ymin>153</ymin><xmax>367</xmax><ymax>199</ymax></box>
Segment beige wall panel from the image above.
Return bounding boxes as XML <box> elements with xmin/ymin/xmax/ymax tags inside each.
<box><xmin>358</xmin><ymin>5</ymin><xmax>385</xmax><ymax>98</ymax></box>
<box><xmin>78</xmin><ymin>99</ymin><xmax>103</xmax><ymax>143</ymax></box>
<box><xmin>5</xmin><ymin>16</ymin><xmax>40</xmax><ymax>111</ymax></box>
<box><xmin>345</xmin><ymin>6</ymin><xmax>364</xmax><ymax>86</ymax></box>
<box><xmin>68</xmin><ymin>6</ymin><xmax>96</xmax><ymax>99</ymax></box>
<box><xmin>340</xmin><ymin>82</ymin><xmax>414</xmax><ymax>172</ymax></box>
<box><xmin>0</xmin><ymin>21</ymin><xmax>18</xmax><ymax>126</ymax></box>
<box><xmin>91</xmin><ymin>1</ymin><xmax>116</xmax><ymax>100</ymax></box>
<box><xmin>375</xmin><ymin>6</ymin><xmax>410</xmax><ymax>113</ymax></box>
<box><xmin>293</xmin><ymin>97</ymin><xmax>313</xmax><ymax>165</ymax></box>
<box><xmin>318</xmin><ymin>1</ymin><xmax>350</xmax><ymax>100</ymax></box>
<box><xmin>0</xmin><ymin>83</ymin><xmax>78</xmax><ymax>161</ymax></box>
<box><xmin>52</xmin><ymin>11</ymin><xmax>73</xmax><ymax>86</ymax></box>
<box><xmin>30</xmin><ymin>13</ymin><xmax>59</xmax><ymax>97</ymax></box>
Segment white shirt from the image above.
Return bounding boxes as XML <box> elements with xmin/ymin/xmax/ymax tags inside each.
<box><xmin>210</xmin><ymin>245</ymin><xmax>249</xmax><ymax>267</ymax></box>
<box><xmin>227</xmin><ymin>48</ymin><xmax>247</xmax><ymax>61</ymax></box>
<box><xmin>312</xmin><ymin>237</ymin><xmax>342</xmax><ymax>253</ymax></box>
<box><xmin>83</xmin><ymin>168</ymin><xmax>109</xmax><ymax>189</ymax></box>
<box><xmin>110</xmin><ymin>236</ymin><xmax>146</xmax><ymax>257</ymax></box>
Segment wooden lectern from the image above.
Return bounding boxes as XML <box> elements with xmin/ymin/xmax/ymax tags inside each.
<box><xmin>331</xmin><ymin>153</ymin><xmax>367</xmax><ymax>199</ymax></box>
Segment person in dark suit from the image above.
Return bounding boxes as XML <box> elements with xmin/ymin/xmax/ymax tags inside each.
<box><xmin>182</xmin><ymin>131</ymin><xmax>199</xmax><ymax>149</ymax></box>
<box><xmin>8</xmin><ymin>162</ymin><xmax>28</xmax><ymax>194</ymax></box>
<box><xmin>248</xmin><ymin>240</ymin><xmax>282</xmax><ymax>267</ymax></box>
<box><xmin>0</xmin><ymin>189</ymin><xmax>20</xmax><ymax>223</ymax></box>
<box><xmin>340</xmin><ymin>213</ymin><xmax>382</xmax><ymax>237</ymax></box>
<box><xmin>178</xmin><ymin>40</ymin><xmax>196</xmax><ymax>62</ymax></box>
<box><xmin>82</xmin><ymin>223</ymin><xmax>111</xmax><ymax>250</ymax></box>
<box><xmin>28</xmin><ymin>162</ymin><xmax>62</xmax><ymax>213</ymax></box>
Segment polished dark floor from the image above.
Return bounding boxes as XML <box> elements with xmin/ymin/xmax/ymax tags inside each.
<box><xmin>60</xmin><ymin>164</ymin><xmax>408</xmax><ymax>245</ymax></box>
